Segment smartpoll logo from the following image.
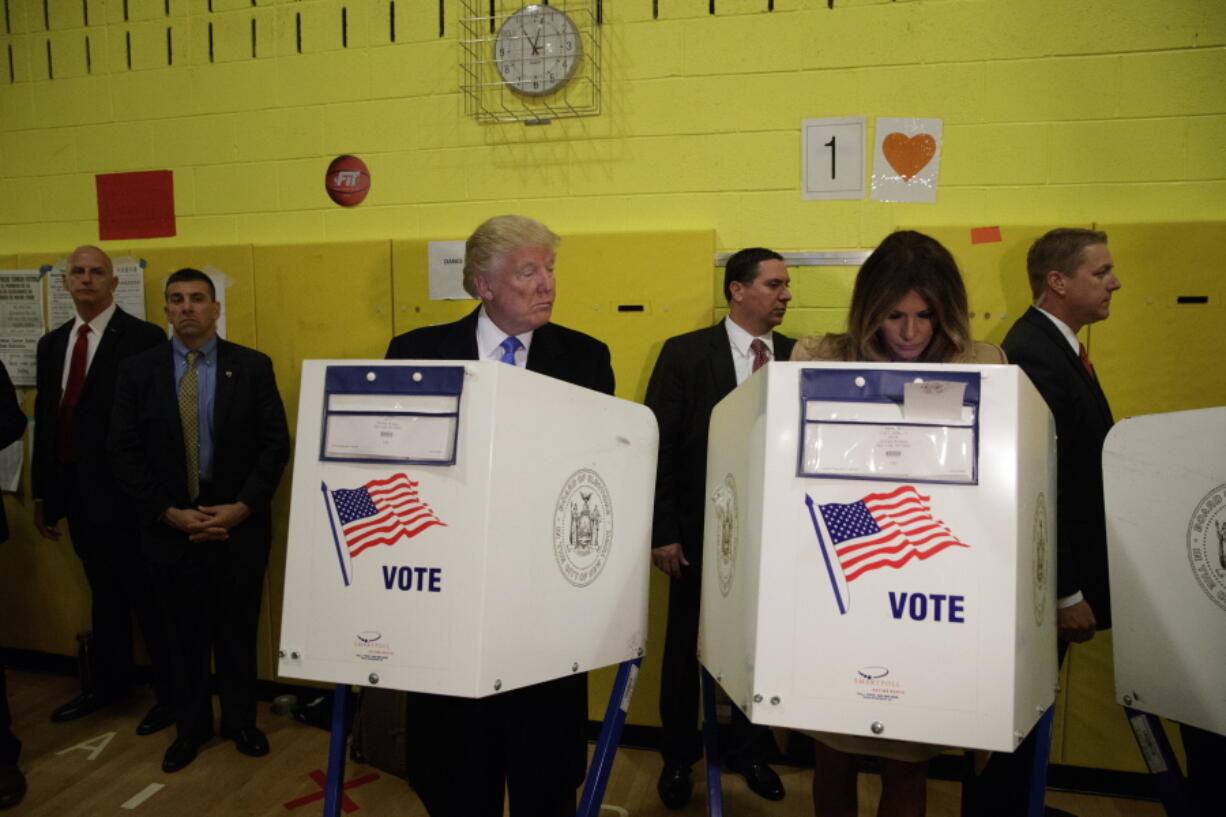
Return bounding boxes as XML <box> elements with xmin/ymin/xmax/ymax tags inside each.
<box><xmin>804</xmin><ymin>485</ymin><xmax>970</xmax><ymax>614</ymax></box>
<box><xmin>321</xmin><ymin>473</ymin><xmax>447</xmax><ymax>587</ymax></box>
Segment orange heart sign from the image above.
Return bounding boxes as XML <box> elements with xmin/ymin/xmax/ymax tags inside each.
<box><xmin>882</xmin><ymin>132</ymin><xmax>937</xmax><ymax>181</ymax></box>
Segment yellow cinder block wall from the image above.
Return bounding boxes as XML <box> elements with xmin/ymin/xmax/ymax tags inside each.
<box><xmin>1</xmin><ymin>0</ymin><xmax>1224</xmax><ymax>776</ymax></box>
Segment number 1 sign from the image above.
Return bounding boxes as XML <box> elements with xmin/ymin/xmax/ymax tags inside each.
<box><xmin>802</xmin><ymin>117</ymin><xmax>867</xmax><ymax>201</ymax></box>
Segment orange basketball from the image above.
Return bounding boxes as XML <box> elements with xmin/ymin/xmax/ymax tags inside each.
<box><xmin>325</xmin><ymin>155</ymin><xmax>371</xmax><ymax>206</ymax></box>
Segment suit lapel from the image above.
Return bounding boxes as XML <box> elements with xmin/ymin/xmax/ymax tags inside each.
<box><xmin>706</xmin><ymin>323</ymin><xmax>737</xmax><ymax>398</ymax></box>
<box><xmin>1025</xmin><ymin>307</ymin><xmax>1114</xmax><ymax>424</ymax></box>
<box><xmin>44</xmin><ymin>320</ymin><xmax>72</xmax><ymax>401</ymax></box>
<box><xmin>80</xmin><ymin>308</ymin><xmax>126</xmax><ymax>401</ymax></box>
<box><xmin>526</xmin><ymin>323</ymin><xmax>565</xmax><ymax>378</ymax></box>
<box><xmin>214</xmin><ymin>340</ymin><xmax>236</xmax><ymax>439</ymax></box>
<box><xmin>443</xmin><ymin>308</ymin><xmax>482</xmax><ymax>361</ymax></box>
<box><xmin>151</xmin><ymin>343</ymin><xmax>189</xmax><ymax>486</ymax></box>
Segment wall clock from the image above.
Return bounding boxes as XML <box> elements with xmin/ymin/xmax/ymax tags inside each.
<box><xmin>494</xmin><ymin>5</ymin><xmax>581</xmax><ymax>97</ymax></box>
<box><xmin>460</xmin><ymin>1</ymin><xmax>601</xmax><ymax>124</ymax></box>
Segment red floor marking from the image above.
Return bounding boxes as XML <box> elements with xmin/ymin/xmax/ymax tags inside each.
<box><xmin>282</xmin><ymin>769</ymin><xmax>380</xmax><ymax>812</ymax></box>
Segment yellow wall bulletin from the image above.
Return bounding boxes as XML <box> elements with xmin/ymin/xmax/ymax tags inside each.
<box><xmin>1</xmin><ymin>0</ymin><xmax>1224</xmax><ymax>777</ymax></box>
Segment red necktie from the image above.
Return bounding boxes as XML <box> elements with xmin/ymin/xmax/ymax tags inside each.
<box><xmin>1078</xmin><ymin>343</ymin><xmax>1096</xmax><ymax>380</ymax></box>
<box><xmin>750</xmin><ymin>338</ymin><xmax>770</xmax><ymax>373</ymax></box>
<box><xmin>58</xmin><ymin>324</ymin><xmax>91</xmax><ymax>462</ymax></box>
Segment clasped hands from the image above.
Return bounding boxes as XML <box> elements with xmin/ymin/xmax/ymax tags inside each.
<box><xmin>163</xmin><ymin>502</ymin><xmax>251</xmax><ymax>542</ymax></box>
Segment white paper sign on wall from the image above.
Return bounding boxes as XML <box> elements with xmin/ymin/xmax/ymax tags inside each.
<box><xmin>871</xmin><ymin>117</ymin><xmax>943</xmax><ymax>204</ymax></box>
<box><xmin>802</xmin><ymin>117</ymin><xmax>866</xmax><ymax>201</ymax></box>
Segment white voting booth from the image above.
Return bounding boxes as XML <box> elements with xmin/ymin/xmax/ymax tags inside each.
<box><xmin>1104</xmin><ymin>406</ymin><xmax>1226</xmax><ymax>737</ymax></box>
<box><xmin>278</xmin><ymin>360</ymin><xmax>656</xmax><ymax>698</ymax></box>
<box><xmin>700</xmin><ymin>362</ymin><xmax>1057</xmax><ymax>752</ymax></box>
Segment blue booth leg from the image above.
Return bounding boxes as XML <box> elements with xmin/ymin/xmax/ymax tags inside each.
<box><xmin>578</xmin><ymin>659</ymin><xmax>642</xmax><ymax>817</ymax></box>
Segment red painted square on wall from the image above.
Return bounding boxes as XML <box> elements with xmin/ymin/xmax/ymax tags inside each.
<box><xmin>95</xmin><ymin>169</ymin><xmax>176</xmax><ymax>240</ymax></box>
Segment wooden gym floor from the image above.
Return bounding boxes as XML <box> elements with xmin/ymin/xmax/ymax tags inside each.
<box><xmin>3</xmin><ymin>669</ymin><xmax>1164</xmax><ymax>817</ymax></box>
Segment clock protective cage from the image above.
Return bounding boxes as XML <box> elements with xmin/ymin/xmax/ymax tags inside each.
<box><xmin>460</xmin><ymin>1</ymin><xmax>601</xmax><ymax>124</ymax></box>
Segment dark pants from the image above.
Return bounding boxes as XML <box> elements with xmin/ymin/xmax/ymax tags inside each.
<box><xmin>150</xmin><ymin>533</ymin><xmax>268</xmax><ymax>741</ymax></box>
<box><xmin>62</xmin><ymin>472</ymin><xmax>171</xmax><ymax>703</ymax></box>
<box><xmin>965</xmin><ymin>640</ymin><xmax>1073</xmax><ymax>816</ymax></box>
<box><xmin>658</xmin><ymin>564</ymin><xmax>774</xmax><ymax>769</ymax></box>
<box><xmin>0</xmin><ymin>667</ymin><xmax>18</xmax><ymax>766</ymax></box>
<box><xmin>405</xmin><ymin>673</ymin><xmax>587</xmax><ymax>817</ymax></box>
<box><xmin>1180</xmin><ymin>722</ymin><xmax>1226</xmax><ymax>817</ymax></box>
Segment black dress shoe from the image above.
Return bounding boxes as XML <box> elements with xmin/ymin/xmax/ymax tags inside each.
<box><xmin>136</xmin><ymin>704</ymin><xmax>176</xmax><ymax>736</ymax></box>
<box><xmin>50</xmin><ymin>689</ymin><xmax>127</xmax><ymax>723</ymax></box>
<box><xmin>162</xmin><ymin>739</ymin><xmax>200</xmax><ymax>774</ymax></box>
<box><xmin>221</xmin><ymin>726</ymin><xmax>269</xmax><ymax>757</ymax></box>
<box><xmin>657</xmin><ymin>764</ymin><xmax>693</xmax><ymax>810</ymax></box>
<box><xmin>0</xmin><ymin>764</ymin><xmax>27</xmax><ymax>810</ymax></box>
<box><xmin>727</xmin><ymin>757</ymin><xmax>785</xmax><ymax>801</ymax></box>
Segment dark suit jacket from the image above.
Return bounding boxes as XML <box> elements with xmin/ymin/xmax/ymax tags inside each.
<box><xmin>385</xmin><ymin>307</ymin><xmax>615</xmax><ymax>397</ymax></box>
<box><xmin>1002</xmin><ymin>306</ymin><xmax>1114</xmax><ymax>629</ymax></box>
<box><xmin>32</xmin><ymin>307</ymin><xmax>166</xmax><ymax>525</ymax></box>
<box><xmin>0</xmin><ymin>361</ymin><xmax>27</xmax><ymax>543</ymax></box>
<box><xmin>644</xmin><ymin>322</ymin><xmax>795</xmax><ymax>565</ymax></box>
<box><xmin>108</xmin><ymin>338</ymin><xmax>291</xmax><ymax>564</ymax></box>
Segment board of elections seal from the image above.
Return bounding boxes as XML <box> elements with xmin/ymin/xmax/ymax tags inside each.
<box><xmin>711</xmin><ymin>474</ymin><xmax>739</xmax><ymax>597</ymax></box>
<box><xmin>1032</xmin><ymin>492</ymin><xmax>1050</xmax><ymax>626</ymax></box>
<box><xmin>1187</xmin><ymin>482</ymin><xmax>1226</xmax><ymax>613</ymax></box>
<box><xmin>553</xmin><ymin>468</ymin><xmax>613</xmax><ymax>587</ymax></box>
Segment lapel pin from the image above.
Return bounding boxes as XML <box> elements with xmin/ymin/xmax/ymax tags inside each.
<box><xmin>225</xmin><ymin>370</ymin><xmax>233</xmax><ymax>378</ymax></box>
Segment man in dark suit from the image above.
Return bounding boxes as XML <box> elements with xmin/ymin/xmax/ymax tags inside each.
<box><xmin>31</xmin><ymin>245</ymin><xmax>173</xmax><ymax>733</ymax></box>
<box><xmin>1</xmin><ymin>360</ymin><xmax>29</xmax><ymax>810</ymax></box>
<box><xmin>109</xmin><ymin>268</ymin><xmax>290</xmax><ymax>774</ymax></box>
<box><xmin>645</xmin><ymin>247</ymin><xmax>794</xmax><ymax>809</ymax></box>
<box><xmin>386</xmin><ymin>215</ymin><xmax>614</xmax><ymax>817</ymax></box>
<box><xmin>972</xmin><ymin>228</ymin><xmax>1121</xmax><ymax>815</ymax></box>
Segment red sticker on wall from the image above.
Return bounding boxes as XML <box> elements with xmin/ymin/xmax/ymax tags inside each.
<box><xmin>96</xmin><ymin>170</ymin><xmax>176</xmax><ymax>240</ymax></box>
<box><xmin>970</xmin><ymin>226</ymin><xmax>1002</xmax><ymax>244</ymax></box>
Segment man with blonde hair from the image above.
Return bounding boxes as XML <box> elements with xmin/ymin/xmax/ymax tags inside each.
<box><xmin>386</xmin><ymin>215</ymin><xmax>614</xmax><ymax>817</ymax></box>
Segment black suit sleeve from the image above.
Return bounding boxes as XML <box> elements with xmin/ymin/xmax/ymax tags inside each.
<box><xmin>108</xmin><ymin>356</ymin><xmax>177</xmax><ymax>524</ymax></box>
<box><xmin>585</xmin><ymin>341</ymin><xmax>615</xmax><ymax>397</ymax></box>
<box><xmin>644</xmin><ymin>337</ymin><xmax>687</xmax><ymax>550</ymax></box>
<box><xmin>0</xmin><ymin>362</ymin><xmax>24</xmax><ymax>451</ymax></box>
<box><xmin>234</xmin><ymin>352</ymin><xmax>291</xmax><ymax>512</ymax></box>
<box><xmin>1005</xmin><ymin>341</ymin><xmax>1087</xmax><ymax>601</ymax></box>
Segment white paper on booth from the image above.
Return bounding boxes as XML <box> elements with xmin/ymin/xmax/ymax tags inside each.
<box><xmin>0</xmin><ymin>270</ymin><xmax>44</xmax><ymax>385</ymax></box>
<box><xmin>802</xmin><ymin>423</ymin><xmax>974</xmax><ymax>481</ymax></box>
<box><xmin>325</xmin><ymin>414</ymin><xmax>456</xmax><ymax>461</ymax></box>
<box><xmin>428</xmin><ymin>241</ymin><xmax>471</xmax><ymax>300</ymax></box>
<box><xmin>903</xmin><ymin>381</ymin><xmax>966</xmax><ymax>421</ymax></box>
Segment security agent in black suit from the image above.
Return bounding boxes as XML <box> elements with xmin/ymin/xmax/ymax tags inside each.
<box><xmin>1</xmin><ymin>360</ymin><xmax>29</xmax><ymax>810</ymax></box>
<box><xmin>30</xmin><ymin>245</ymin><xmax>173</xmax><ymax>734</ymax></box>
<box><xmin>645</xmin><ymin>248</ymin><xmax>794</xmax><ymax>809</ymax></box>
<box><xmin>970</xmin><ymin>229</ymin><xmax>1121</xmax><ymax>816</ymax></box>
<box><xmin>386</xmin><ymin>215</ymin><xmax>614</xmax><ymax>817</ymax></box>
<box><xmin>109</xmin><ymin>269</ymin><xmax>290</xmax><ymax>774</ymax></box>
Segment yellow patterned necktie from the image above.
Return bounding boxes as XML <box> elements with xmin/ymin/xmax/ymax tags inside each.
<box><xmin>179</xmin><ymin>350</ymin><xmax>200</xmax><ymax>500</ymax></box>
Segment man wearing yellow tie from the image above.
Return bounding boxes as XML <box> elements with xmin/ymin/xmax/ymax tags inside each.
<box><xmin>109</xmin><ymin>269</ymin><xmax>290</xmax><ymax>774</ymax></box>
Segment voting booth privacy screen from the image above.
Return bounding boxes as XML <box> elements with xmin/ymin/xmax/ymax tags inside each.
<box><xmin>279</xmin><ymin>360</ymin><xmax>657</xmax><ymax>698</ymax></box>
<box><xmin>1104</xmin><ymin>407</ymin><xmax>1226</xmax><ymax>737</ymax></box>
<box><xmin>700</xmin><ymin>362</ymin><xmax>1057</xmax><ymax>752</ymax></box>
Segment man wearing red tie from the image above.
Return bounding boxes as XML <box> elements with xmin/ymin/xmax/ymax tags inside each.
<box><xmin>31</xmin><ymin>246</ymin><xmax>172</xmax><ymax>734</ymax></box>
<box><xmin>974</xmin><ymin>229</ymin><xmax>1121</xmax><ymax>815</ymax></box>
<box><xmin>645</xmin><ymin>247</ymin><xmax>793</xmax><ymax>809</ymax></box>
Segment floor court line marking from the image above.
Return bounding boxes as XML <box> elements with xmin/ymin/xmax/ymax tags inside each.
<box><xmin>600</xmin><ymin>806</ymin><xmax>629</xmax><ymax>816</ymax></box>
<box><xmin>282</xmin><ymin>769</ymin><xmax>379</xmax><ymax>812</ymax></box>
<box><xmin>121</xmin><ymin>783</ymin><xmax>166</xmax><ymax>809</ymax></box>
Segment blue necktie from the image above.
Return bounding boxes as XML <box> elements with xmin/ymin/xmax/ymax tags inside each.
<box><xmin>498</xmin><ymin>335</ymin><xmax>522</xmax><ymax>365</ymax></box>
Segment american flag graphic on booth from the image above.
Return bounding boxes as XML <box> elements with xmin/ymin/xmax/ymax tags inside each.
<box><xmin>804</xmin><ymin>485</ymin><xmax>970</xmax><ymax>614</ymax></box>
<box><xmin>328</xmin><ymin>473</ymin><xmax>446</xmax><ymax>560</ymax></box>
